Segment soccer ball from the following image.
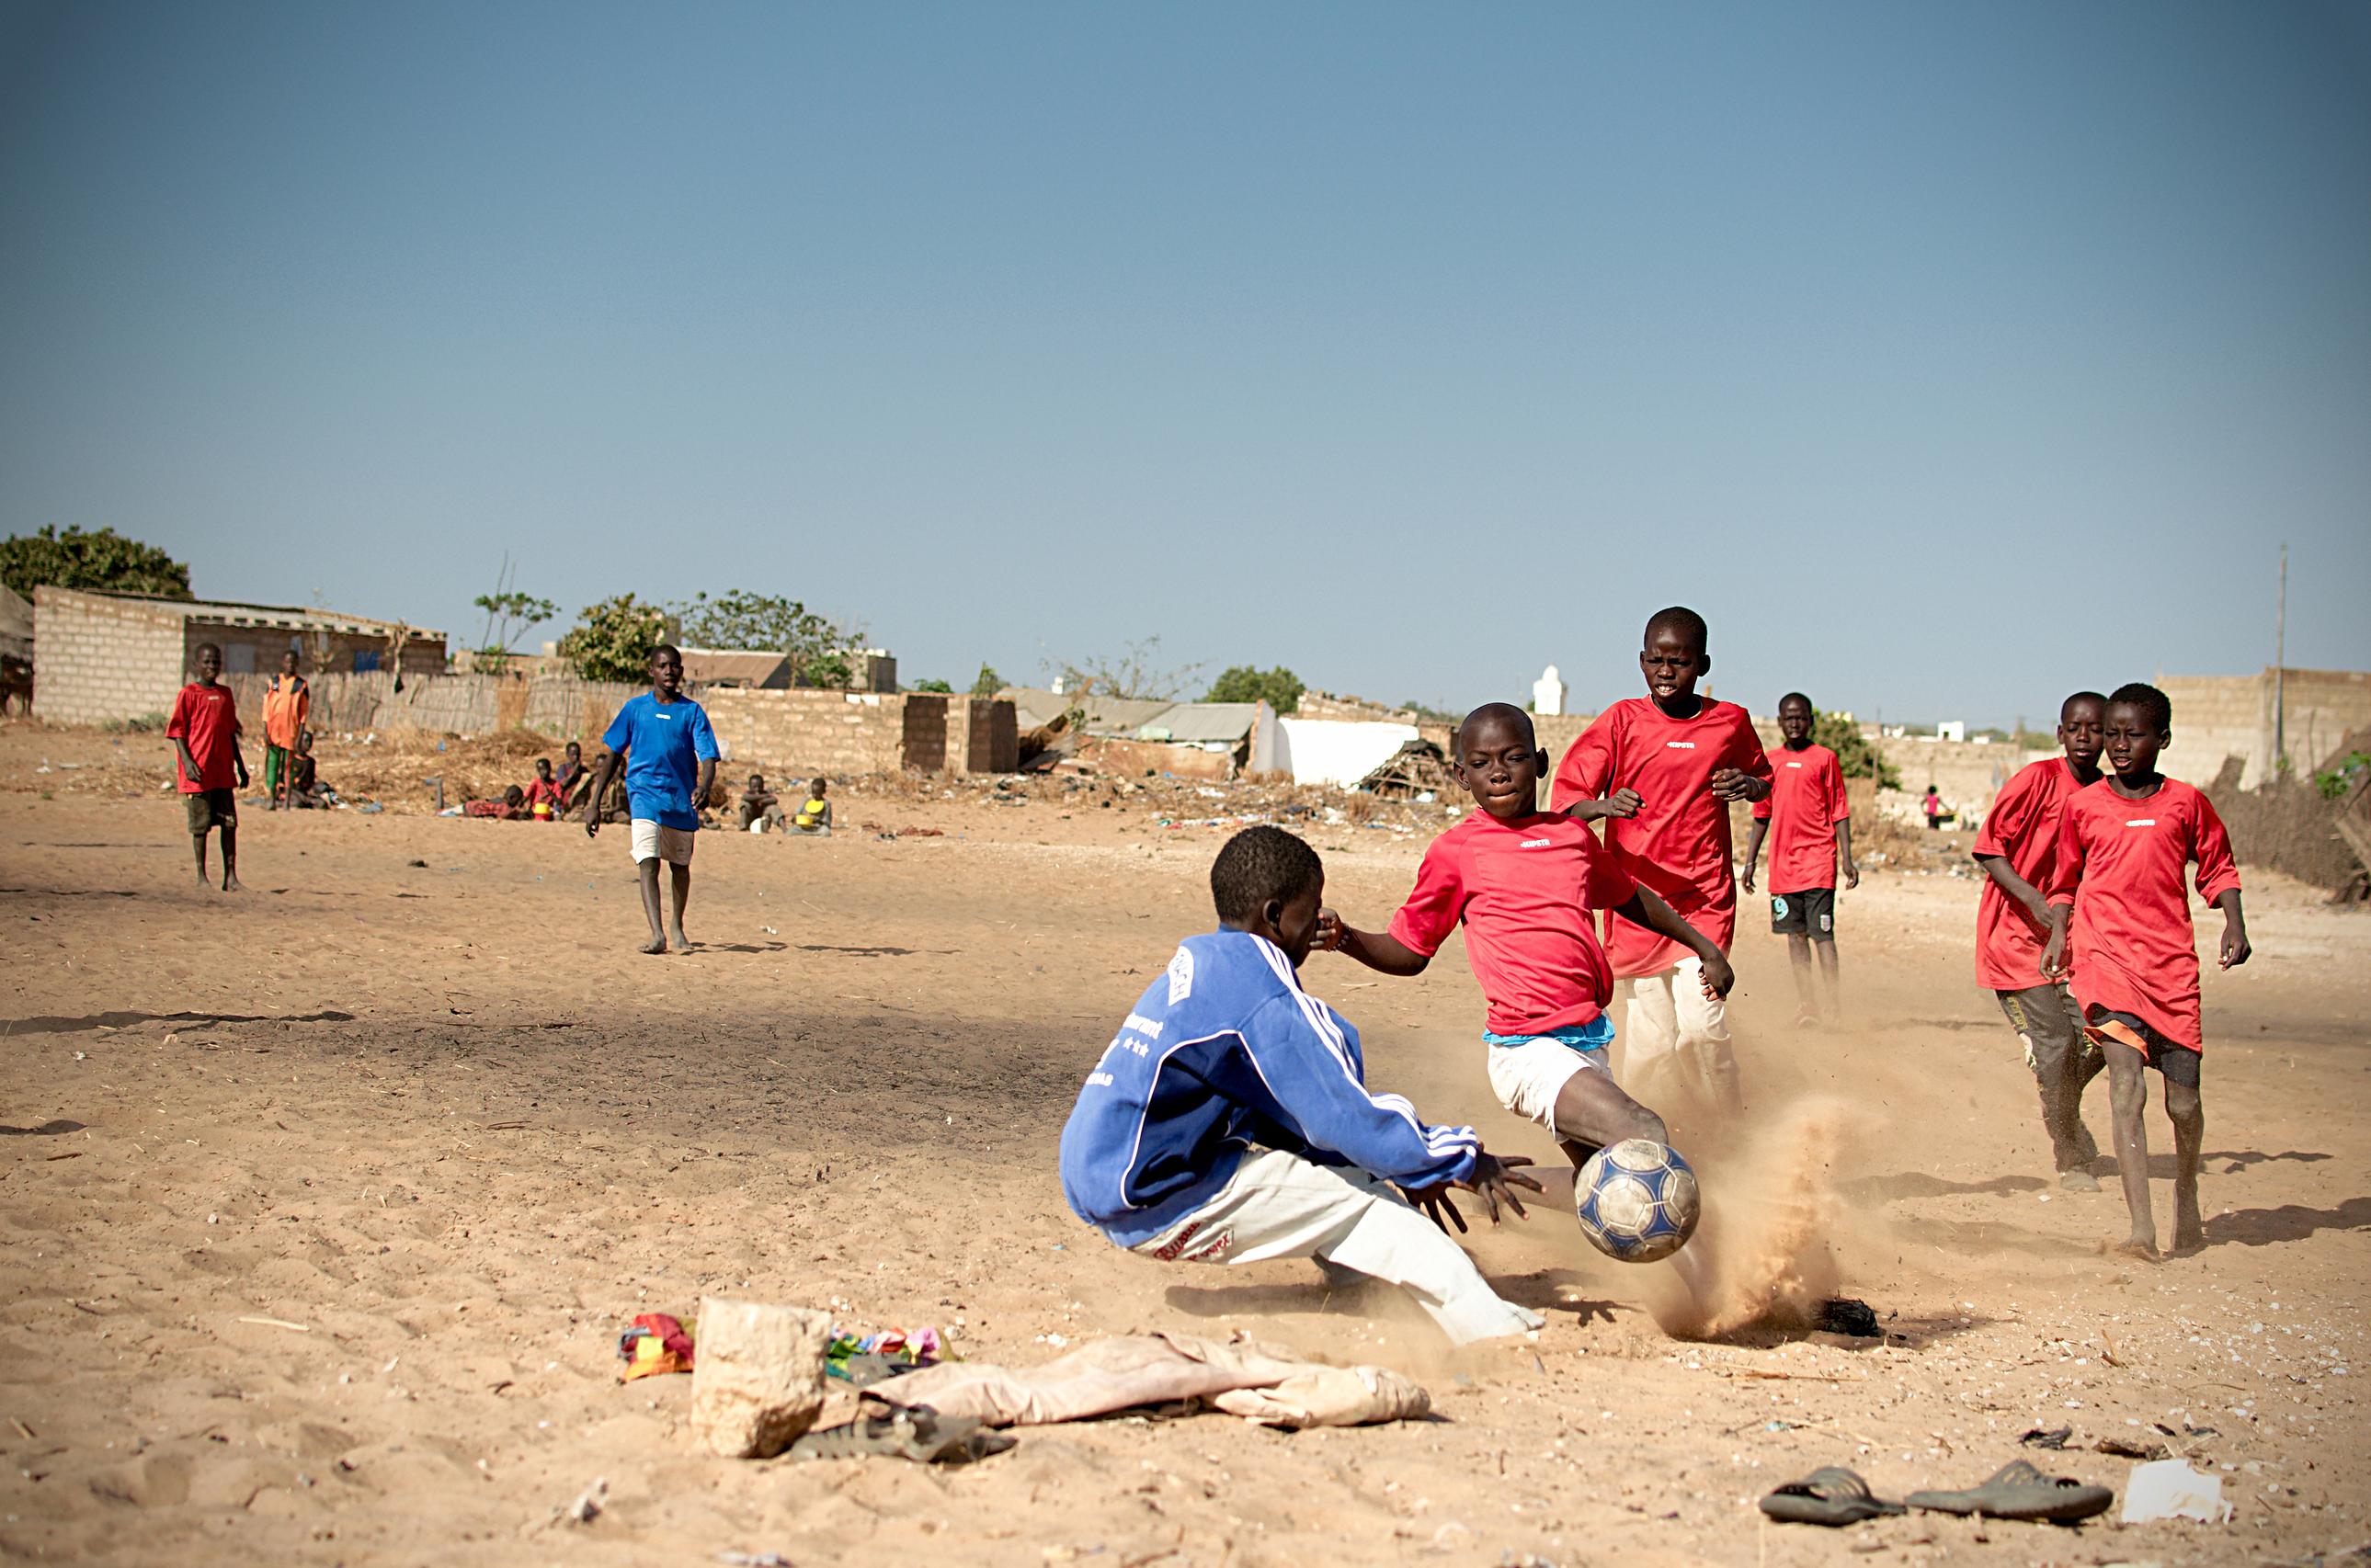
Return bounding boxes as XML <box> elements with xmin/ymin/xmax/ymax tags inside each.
<box><xmin>1574</xmin><ymin>1139</ymin><xmax>1700</xmax><ymax>1263</ymax></box>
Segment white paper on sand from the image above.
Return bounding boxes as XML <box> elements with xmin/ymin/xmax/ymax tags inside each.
<box><xmin>2119</xmin><ymin>1459</ymin><xmax>2232</xmax><ymax>1524</ymax></box>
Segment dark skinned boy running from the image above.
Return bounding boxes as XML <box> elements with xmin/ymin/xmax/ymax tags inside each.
<box><xmin>1741</xmin><ymin>693</ymin><xmax>1858</xmax><ymax>1027</ymax></box>
<box><xmin>1971</xmin><ymin>690</ymin><xmax>2110</xmax><ymax>1189</ymax></box>
<box><xmin>2043</xmin><ymin>684</ymin><xmax>2249</xmax><ymax>1260</ymax></box>
<box><xmin>1321</xmin><ymin>704</ymin><xmax>1733</xmax><ymax>1176</ymax></box>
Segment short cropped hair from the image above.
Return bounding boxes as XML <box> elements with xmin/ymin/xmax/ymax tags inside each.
<box><xmin>1456</xmin><ymin>701</ymin><xmax>1534</xmax><ymax>750</ymax></box>
<box><xmin>1779</xmin><ymin>691</ymin><xmax>1813</xmax><ymax>711</ymax></box>
<box><xmin>193</xmin><ymin>642</ymin><xmax>221</xmax><ymax>659</ymax></box>
<box><xmin>2107</xmin><ymin>681</ymin><xmax>2172</xmax><ymax>732</ymax></box>
<box><xmin>652</xmin><ymin>642</ymin><xmax>681</xmax><ymax>663</ymax></box>
<box><xmin>2061</xmin><ymin>689</ymin><xmax>2107</xmax><ymax>720</ymax></box>
<box><xmin>1645</xmin><ymin>606</ymin><xmax>1708</xmax><ymax>651</ymax></box>
<box><xmin>1210</xmin><ymin>825</ymin><xmax>1324</xmax><ymax>924</ymax></box>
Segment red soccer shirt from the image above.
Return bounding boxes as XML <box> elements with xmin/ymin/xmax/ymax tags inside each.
<box><xmin>1752</xmin><ymin>742</ymin><xmax>1849</xmax><ymax>895</ymax></box>
<box><xmin>1549</xmin><ymin>697</ymin><xmax>1772</xmax><ymax>976</ymax></box>
<box><xmin>1387</xmin><ymin>810</ymin><xmax>1636</xmax><ymax>1037</ymax></box>
<box><xmin>165</xmin><ymin>682</ymin><xmax>242</xmax><ymax>792</ymax></box>
<box><xmin>2044</xmin><ymin>778</ymin><xmax>2240</xmax><ymax>1051</ymax></box>
<box><xmin>523</xmin><ymin>778</ymin><xmax>565</xmax><ymax>819</ymax></box>
<box><xmin>1971</xmin><ymin>755</ymin><xmax>2081</xmax><ymax>993</ymax></box>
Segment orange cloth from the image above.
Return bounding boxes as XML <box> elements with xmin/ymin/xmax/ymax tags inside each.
<box><xmin>263</xmin><ymin>674</ymin><xmax>310</xmax><ymax>749</ymax></box>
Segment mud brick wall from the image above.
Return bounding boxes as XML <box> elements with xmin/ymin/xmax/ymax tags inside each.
<box><xmin>2160</xmin><ymin>669</ymin><xmax>2371</xmax><ymax>790</ymax></box>
<box><xmin>31</xmin><ymin>586</ymin><xmax>188</xmax><ymax>726</ymax></box>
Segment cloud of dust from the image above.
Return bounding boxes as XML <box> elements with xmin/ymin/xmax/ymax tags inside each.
<box><xmin>1642</xmin><ymin>1094</ymin><xmax>1852</xmax><ymax>1338</ymax></box>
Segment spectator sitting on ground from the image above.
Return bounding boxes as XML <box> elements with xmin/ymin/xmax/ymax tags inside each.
<box><xmin>792</xmin><ymin>777</ymin><xmax>832</xmax><ymax>835</ymax></box>
<box><xmin>288</xmin><ymin>731</ymin><xmax>338</xmax><ymax>809</ymax></box>
<box><xmin>738</xmin><ymin>772</ymin><xmax>785</xmax><ymax>834</ymax></box>
<box><xmin>554</xmin><ymin>740</ymin><xmax>587</xmax><ymax>805</ymax></box>
<box><xmin>523</xmin><ymin>757</ymin><xmax>566</xmax><ymax>823</ymax></box>
<box><xmin>464</xmin><ymin>785</ymin><xmax>530</xmax><ymax>820</ymax></box>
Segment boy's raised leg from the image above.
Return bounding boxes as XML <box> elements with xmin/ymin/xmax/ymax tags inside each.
<box><xmin>2103</xmin><ymin>1040</ymin><xmax>2159</xmax><ymax>1260</ymax></box>
<box><xmin>634</xmin><ymin>858</ymin><xmax>668</xmax><ymax>954</ymax></box>
<box><xmin>2166</xmin><ymin>1076</ymin><xmax>2206</xmax><ymax>1254</ymax></box>
<box><xmin>1550</xmin><ymin>1070</ymin><xmax>1670</xmax><ymax>1169</ymax></box>
<box><xmin>667</xmin><ymin>863</ymin><xmax>692</xmax><ymax>951</ymax></box>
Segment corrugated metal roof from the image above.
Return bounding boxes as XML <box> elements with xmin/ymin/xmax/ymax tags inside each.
<box><xmin>1137</xmin><ymin>702</ymin><xmax>1260</xmax><ymax>744</ymax></box>
<box><xmin>52</xmin><ymin>589</ymin><xmax>446</xmax><ymax>641</ymax></box>
<box><xmin>679</xmin><ymin>648</ymin><xmax>791</xmax><ymax>687</ymax></box>
<box><xmin>1003</xmin><ymin>688</ymin><xmax>1180</xmax><ymax>735</ymax></box>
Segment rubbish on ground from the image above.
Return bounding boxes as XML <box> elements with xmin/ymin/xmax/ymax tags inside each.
<box><xmin>864</xmin><ymin>1331</ymin><xmax>1431</xmax><ymax>1430</ymax></box>
<box><xmin>1760</xmin><ymin>1466</ymin><xmax>1905</xmax><ymax>1527</ymax></box>
<box><xmin>1208</xmin><ymin>1364</ymin><xmax>1430</xmax><ymax>1428</ymax></box>
<box><xmin>789</xmin><ymin>1404</ymin><xmax>1014</xmax><ymax>1465</ymax></box>
<box><xmin>1814</xmin><ymin>1298</ymin><xmax>1880</xmax><ymax>1336</ymax></box>
<box><xmin>2020</xmin><ymin>1426</ymin><xmax>2073</xmax><ymax>1449</ymax></box>
<box><xmin>717</xmin><ymin>1554</ymin><xmax>793</xmax><ymax>1568</ymax></box>
<box><xmin>2119</xmin><ymin>1460</ymin><xmax>2232</xmax><ymax>1524</ymax></box>
<box><xmin>618</xmin><ymin>1312</ymin><xmax>696</xmax><ymax>1381</ymax></box>
<box><xmin>1906</xmin><ymin>1459</ymin><xmax>2115</xmax><ymax>1523</ymax></box>
<box><xmin>2093</xmin><ymin>1434</ymin><xmax>2171</xmax><ymax>1460</ymax></box>
<box><xmin>688</xmin><ymin>1297</ymin><xmax>831</xmax><ymax>1459</ymax></box>
<box><xmin>558</xmin><ymin>1476</ymin><xmax>606</xmax><ymax>1526</ymax></box>
<box><xmin>825</xmin><ymin>1325</ymin><xmax>945</xmax><ymax>1386</ymax></box>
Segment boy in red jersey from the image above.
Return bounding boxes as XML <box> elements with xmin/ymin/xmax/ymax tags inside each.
<box><xmin>1320</xmin><ymin>703</ymin><xmax>1733</xmax><ymax>1173</ymax></box>
<box><xmin>1972</xmin><ymin>690</ymin><xmax>2109</xmax><ymax>1189</ymax></box>
<box><xmin>1548</xmin><ymin>608</ymin><xmax>1771</xmax><ymax>1112</ymax></box>
<box><xmin>1741</xmin><ymin>692</ymin><xmax>1857</xmax><ymax>1027</ymax></box>
<box><xmin>2043</xmin><ymin>683</ymin><xmax>2248</xmax><ymax>1260</ymax></box>
<box><xmin>165</xmin><ymin>642</ymin><xmax>249</xmax><ymax>892</ymax></box>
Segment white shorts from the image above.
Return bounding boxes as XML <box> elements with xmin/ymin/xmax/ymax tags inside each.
<box><xmin>1485</xmin><ymin>1036</ymin><xmax>1609</xmax><ymax>1135</ymax></box>
<box><xmin>629</xmin><ymin>819</ymin><xmax>696</xmax><ymax>865</ymax></box>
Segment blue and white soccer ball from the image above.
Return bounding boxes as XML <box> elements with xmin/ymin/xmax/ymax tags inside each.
<box><xmin>1574</xmin><ymin>1138</ymin><xmax>1700</xmax><ymax>1263</ymax></box>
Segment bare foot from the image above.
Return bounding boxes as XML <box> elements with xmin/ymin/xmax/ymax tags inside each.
<box><xmin>2059</xmin><ymin>1168</ymin><xmax>2102</xmax><ymax>1192</ymax></box>
<box><xmin>195</xmin><ymin>873</ymin><xmax>212</xmax><ymax>890</ymax></box>
<box><xmin>638</xmin><ymin>936</ymin><xmax>668</xmax><ymax>955</ymax></box>
<box><xmin>2171</xmin><ymin>1215</ymin><xmax>2205</xmax><ymax>1255</ymax></box>
<box><xmin>2106</xmin><ymin>1237</ymin><xmax>2161</xmax><ymax>1263</ymax></box>
<box><xmin>220</xmin><ymin>875</ymin><xmax>244</xmax><ymax>892</ymax></box>
<box><xmin>668</xmin><ymin>928</ymin><xmax>692</xmax><ymax>951</ymax></box>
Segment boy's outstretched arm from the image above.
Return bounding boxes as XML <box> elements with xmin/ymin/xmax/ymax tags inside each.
<box><xmin>1613</xmin><ymin>885</ymin><xmax>1735</xmax><ymax>999</ymax></box>
<box><xmin>2213</xmin><ymin>889</ymin><xmax>2250</xmax><ymax>969</ymax></box>
<box><xmin>1562</xmin><ymin>787</ymin><xmax>1643</xmax><ymax>824</ymax></box>
<box><xmin>1974</xmin><ymin>852</ymin><xmax>2052</xmax><ymax>930</ymax></box>
<box><xmin>1740</xmin><ymin>816</ymin><xmax>1770</xmax><ymax>895</ymax></box>
<box><xmin>1316</xmin><ymin>909</ymin><xmax>1429</xmax><ymax>976</ymax></box>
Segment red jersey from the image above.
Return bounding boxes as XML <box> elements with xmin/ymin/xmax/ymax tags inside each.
<box><xmin>523</xmin><ymin>778</ymin><xmax>565</xmax><ymax>819</ymax></box>
<box><xmin>1549</xmin><ymin>697</ymin><xmax>1772</xmax><ymax>976</ymax></box>
<box><xmin>1971</xmin><ymin>755</ymin><xmax>2082</xmax><ymax>993</ymax></box>
<box><xmin>165</xmin><ymin>682</ymin><xmax>242</xmax><ymax>791</ymax></box>
<box><xmin>1387</xmin><ymin>810</ymin><xmax>1636</xmax><ymax>1037</ymax></box>
<box><xmin>2044</xmin><ymin>778</ymin><xmax>2240</xmax><ymax>1051</ymax></box>
<box><xmin>1751</xmin><ymin>742</ymin><xmax>1848</xmax><ymax>895</ymax></box>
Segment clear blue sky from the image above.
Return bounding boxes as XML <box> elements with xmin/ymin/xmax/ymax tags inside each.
<box><xmin>4</xmin><ymin>1</ymin><xmax>2365</xmax><ymax>725</ymax></box>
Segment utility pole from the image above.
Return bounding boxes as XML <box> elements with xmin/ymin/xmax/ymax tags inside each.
<box><xmin>2274</xmin><ymin>542</ymin><xmax>2287</xmax><ymax>777</ymax></box>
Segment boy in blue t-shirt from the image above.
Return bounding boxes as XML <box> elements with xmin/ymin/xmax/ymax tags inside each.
<box><xmin>1060</xmin><ymin>826</ymin><xmax>1546</xmax><ymax>1346</ymax></box>
<box><xmin>584</xmin><ymin>643</ymin><xmax>720</xmax><ymax>954</ymax></box>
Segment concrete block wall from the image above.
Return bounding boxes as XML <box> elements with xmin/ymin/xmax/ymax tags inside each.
<box><xmin>31</xmin><ymin>586</ymin><xmax>188</xmax><ymax>726</ymax></box>
<box><xmin>2160</xmin><ymin>669</ymin><xmax>2371</xmax><ymax>789</ymax></box>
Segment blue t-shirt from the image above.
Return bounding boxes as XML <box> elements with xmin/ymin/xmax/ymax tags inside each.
<box><xmin>601</xmin><ymin>693</ymin><xmax>720</xmax><ymax>831</ymax></box>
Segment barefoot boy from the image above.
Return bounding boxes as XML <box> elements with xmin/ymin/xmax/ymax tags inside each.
<box><xmin>1322</xmin><ymin>704</ymin><xmax>1732</xmax><ymax>1176</ymax></box>
<box><xmin>523</xmin><ymin>757</ymin><xmax>566</xmax><ymax>822</ymax></box>
<box><xmin>166</xmin><ymin>642</ymin><xmax>248</xmax><ymax>891</ymax></box>
<box><xmin>1060</xmin><ymin>825</ymin><xmax>1547</xmax><ymax>1346</ymax></box>
<box><xmin>1549</xmin><ymin>607</ymin><xmax>1771</xmax><ymax>1111</ymax></box>
<box><xmin>584</xmin><ymin>645</ymin><xmax>719</xmax><ymax>954</ymax></box>
<box><xmin>2043</xmin><ymin>683</ymin><xmax>2248</xmax><ymax>1259</ymax></box>
<box><xmin>1972</xmin><ymin>690</ymin><xmax>2109</xmax><ymax>1189</ymax></box>
<box><xmin>1741</xmin><ymin>693</ymin><xmax>1856</xmax><ymax>1026</ymax></box>
<box><xmin>792</xmin><ymin>777</ymin><xmax>832</xmax><ymax>835</ymax></box>
<box><xmin>261</xmin><ymin>649</ymin><xmax>309</xmax><ymax>811</ymax></box>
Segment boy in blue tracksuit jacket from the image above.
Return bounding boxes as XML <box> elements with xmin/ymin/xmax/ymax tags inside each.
<box><xmin>1060</xmin><ymin>826</ymin><xmax>1545</xmax><ymax>1346</ymax></box>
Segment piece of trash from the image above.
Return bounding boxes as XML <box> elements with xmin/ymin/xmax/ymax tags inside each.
<box><xmin>618</xmin><ymin>1312</ymin><xmax>696</xmax><ymax>1381</ymax></box>
<box><xmin>717</xmin><ymin>1555</ymin><xmax>794</xmax><ymax>1568</ymax></box>
<box><xmin>825</xmin><ymin>1326</ymin><xmax>944</xmax><ymax>1384</ymax></box>
<box><xmin>2094</xmin><ymin>1435</ymin><xmax>2171</xmax><ymax>1460</ymax></box>
<box><xmin>236</xmin><ymin>1316</ymin><xmax>311</xmax><ymax>1333</ymax></box>
<box><xmin>558</xmin><ymin>1476</ymin><xmax>607</xmax><ymax>1526</ymax></box>
<box><xmin>2120</xmin><ymin>1459</ymin><xmax>2232</xmax><ymax>1524</ymax></box>
<box><xmin>2020</xmin><ymin>1426</ymin><xmax>2073</xmax><ymax>1450</ymax></box>
<box><xmin>1814</xmin><ymin>1298</ymin><xmax>1879</xmax><ymax>1336</ymax></box>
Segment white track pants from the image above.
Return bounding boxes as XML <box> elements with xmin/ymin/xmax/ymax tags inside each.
<box><xmin>1618</xmin><ymin>956</ymin><xmax>1741</xmax><ymax>1106</ymax></box>
<box><xmin>1129</xmin><ymin>1149</ymin><xmax>1544</xmax><ymax>1346</ymax></box>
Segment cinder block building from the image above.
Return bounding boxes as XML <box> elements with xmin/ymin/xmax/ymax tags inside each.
<box><xmin>31</xmin><ymin>585</ymin><xmax>446</xmax><ymax>727</ymax></box>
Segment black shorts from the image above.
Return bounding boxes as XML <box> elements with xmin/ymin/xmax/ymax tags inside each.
<box><xmin>184</xmin><ymin>788</ymin><xmax>235</xmax><ymax>833</ymax></box>
<box><xmin>1770</xmin><ymin>887</ymin><xmax>1836</xmax><ymax>940</ymax></box>
<box><xmin>2082</xmin><ymin>1006</ymin><xmax>2202</xmax><ymax>1089</ymax></box>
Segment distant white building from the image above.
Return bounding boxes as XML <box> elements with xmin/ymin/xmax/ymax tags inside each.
<box><xmin>1936</xmin><ymin>720</ymin><xmax>1966</xmax><ymax>743</ymax></box>
<box><xmin>1533</xmin><ymin>664</ymin><xmax>1567</xmax><ymax>717</ymax></box>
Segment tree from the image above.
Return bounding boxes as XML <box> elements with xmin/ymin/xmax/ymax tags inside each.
<box><xmin>1205</xmin><ymin>665</ymin><xmax>1303</xmax><ymax>714</ymax></box>
<box><xmin>0</xmin><ymin>526</ymin><xmax>192</xmax><ymax>599</ymax></box>
<box><xmin>558</xmin><ymin>594</ymin><xmax>671</xmax><ymax>683</ymax></box>
<box><xmin>469</xmin><ymin>554</ymin><xmax>556</xmax><ymax>670</ymax></box>
<box><xmin>1050</xmin><ymin>636</ymin><xmax>1202</xmax><ymax>702</ymax></box>
<box><xmin>910</xmin><ymin>677</ymin><xmax>953</xmax><ymax>693</ymax></box>
<box><xmin>673</xmin><ymin>589</ymin><xmax>860</xmax><ymax>687</ymax></box>
<box><xmin>1813</xmin><ymin>710</ymin><xmax>1901</xmax><ymax>790</ymax></box>
<box><xmin>970</xmin><ymin>664</ymin><xmax>1005</xmax><ymax>698</ymax></box>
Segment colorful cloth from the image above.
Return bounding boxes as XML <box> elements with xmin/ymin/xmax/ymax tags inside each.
<box><xmin>618</xmin><ymin>1312</ymin><xmax>696</xmax><ymax>1381</ymax></box>
<box><xmin>825</xmin><ymin>1326</ymin><xmax>946</xmax><ymax>1381</ymax></box>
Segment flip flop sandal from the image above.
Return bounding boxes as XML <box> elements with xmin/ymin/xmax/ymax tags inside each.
<box><xmin>1759</xmin><ymin>1467</ymin><xmax>1906</xmax><ymax>1526</ymax></box>
<box><xmin>1906</xmin><ymin>1460</ymin><xmax>2114</xmax><ymax>1523</ymax></box>
<box><xmin>789</xmin><ymin>1405</ymin><xmax>1015</xmax><ymax>1466</ymax></box>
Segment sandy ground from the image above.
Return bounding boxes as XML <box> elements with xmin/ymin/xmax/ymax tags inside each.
<box><xmin>3</xmin><ymin>722</ymin><xmax>2367</xmax><ymax>1568</ymax></box>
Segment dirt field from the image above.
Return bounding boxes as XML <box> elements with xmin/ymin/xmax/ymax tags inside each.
<box><xmin>4</xmin><ymin>722</ymin><xmax>2366</xmax><ymax>1567</ymax></box>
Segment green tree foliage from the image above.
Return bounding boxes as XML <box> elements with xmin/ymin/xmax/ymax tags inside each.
<box><xmin>673</xmin><ymin>589</ymin><xmax>860</xmax><ymax>687</ymax></box>
<box><xmin>909</xmin><ymin>677</ymin><xmax>954</xmax><ymax>693</ymax></box>
<box><xmin>1813</xmin><ymin>710</ymin><xmax>1901</xmax><ymax>790</ymax></box>
<box><xmin>1205</xmin><ymin>665</ymin><xmax>1304</xmax><ymax>714</ymax></box>
<box><xmin>970</xmin><ymin>664</ymin><xmax>1005</xmax><ymax>698</ymax></box>
<box><xmin>0</xmin><ymin>526</ymin><xmax>193</xmax><ymax>599</ymax></box>
<box><xmin>558</xmin><ymin>594</ymin><xmax>671</xmax><ymax>683</ymax></box>
<box><xmin>2315</xmin><ymin>750</ymin><xmax>2370</xmax><ymax>802</ymax></box>
<box><xmin>471</xmin><ymin>589</ymin><xmax>558</xmax><ymax>668</ymax></box>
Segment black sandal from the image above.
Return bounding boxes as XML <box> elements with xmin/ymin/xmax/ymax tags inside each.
<box><xmin>1760</xmin><ymin>1467</ymin><xmax>1906</xmax><ymax>1526</ymax></box>
<box><xmin>1906</xmin><ymin>1460</ymin><xmax>2113</xmax><ymax>1523</ymax></box>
